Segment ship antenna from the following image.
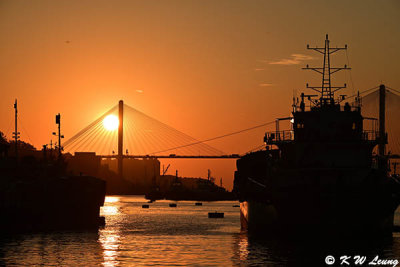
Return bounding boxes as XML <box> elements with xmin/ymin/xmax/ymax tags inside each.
<box><xmin>303</xmin><ymin>34</ymin><xmax>351</xmax><ymax>106</ymax></box>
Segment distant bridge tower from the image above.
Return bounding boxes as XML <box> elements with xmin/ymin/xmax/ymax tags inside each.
<box><xmin>118</xmin><ymin>100</ymin><xmax>124</xmax><ymax>178</ymax></box>
<box><xmin>378</xmin><ymin>84</ymin><xmax>388</xmax><ymax>172</ymax></box>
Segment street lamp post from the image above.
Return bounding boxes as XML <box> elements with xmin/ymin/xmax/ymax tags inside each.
<box><xmin>53</xmin><ymin>113</ymin><xmax>64</xmax><ymax>158</ymax></box>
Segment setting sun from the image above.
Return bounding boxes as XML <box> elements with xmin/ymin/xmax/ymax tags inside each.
<box><xmin>103</xmin><ymin>115</ymin><xmax>119</xmax><ymax>131</ymax></box>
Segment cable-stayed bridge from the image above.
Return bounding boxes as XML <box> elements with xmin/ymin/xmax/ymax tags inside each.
<box><xmin>63</xmin><ymin>84</ymin><xmax>400</xmax><ymax>176</ymax></box>
<box><xmin>63</xmin><ymin>101</ymin><xmax>272</xmax><ymax>158</ymax></box>
<box><xmin>359</xmin><ymin>86</ymin><xmax>400</xmax><ymax>158</ymax></box>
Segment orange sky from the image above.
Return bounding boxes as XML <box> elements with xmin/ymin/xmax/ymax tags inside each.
<box><xmin>1</xmin><ymin>0</ymin><xmax>399</xmax><ymax>189</ymax></box>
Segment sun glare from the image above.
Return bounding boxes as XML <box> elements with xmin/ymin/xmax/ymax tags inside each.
<box><xmin>103</xmin><ymin>115</ymin><xmax>119</xmax><ymax>131</ymax></box>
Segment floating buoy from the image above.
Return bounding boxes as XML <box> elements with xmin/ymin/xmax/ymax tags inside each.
<box><xmin>142</xmin><ymin>204</ymin><xmax>149</xmax><ymax>208</ymax></box>
<box><xmin>169</xmin><ymin>203</ymin><xmax>177</xmax><ymax>207</ymax></box>
<box><xmin>195</xmin><ymin>202</ymin><xmax>202</xmax><ymax>206</ymax></box>
<box><xmin>208</xmin><ymin>212</ymin><xmax>224</xmax><ymax>218</ymax></box>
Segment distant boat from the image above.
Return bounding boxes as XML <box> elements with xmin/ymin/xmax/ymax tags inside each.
<box><xmin>208</xmin><ymin>212</ymin><xmax>224</xmax><ymax>218</ymax></box>
<box><xmin>169</xmin><ymin>203</ymin><xmax>177</xmax><ymax>207</ymax></box>
<box><xmin>142</xmin><ymin>204</ymin><xmax>149</xmax><ymax>209</ymax></box>
<box><xmin>195</xmin><ymin>202</ymin><xmax>203</xmax><ymax>206</ymax></box>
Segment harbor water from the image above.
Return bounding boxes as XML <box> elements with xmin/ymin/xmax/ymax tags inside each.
<box><xmin>1</xmin><ymin>195</ymin><xmax>400</xmax><ymax>266</ymax></box>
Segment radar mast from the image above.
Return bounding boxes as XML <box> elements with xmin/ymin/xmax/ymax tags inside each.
<box><xmin>303</xmin><ymin>34</ymin><xmax>350</xmax><ymax>106</ymax></box>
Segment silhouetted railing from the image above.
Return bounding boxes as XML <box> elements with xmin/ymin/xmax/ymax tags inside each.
<box><xmin>264</xmin><ymin>130</ymin><xmax>294</xmax><ymax>143</ymax></box>
<box><xmin>362</xmin><ymin>130</ymin><xmax>380</xmax><ymax>141</ymax></box>
<box><xmin>264</xmin><ymin>130</ymin><xmax>379</xmax><ymax>143</ymax></box>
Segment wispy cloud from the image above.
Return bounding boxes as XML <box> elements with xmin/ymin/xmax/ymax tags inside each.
<box><xmin>136</xmin><ymin>89</ymin><xmax>143</xmax><ymax>93</ymax></box>
<box><xmin>259</xmin><ymin>83</ymin><xmax>273</xmax><ymax>87</ymax></box>
<box><xmin>269</xmin><ymin>54</ymin><xmax>314</xmax><ymax>65</ymax></box>
<box><xmin>254</xmin><ymin>68</ymin><xmax>265</xmax><ymax>71</ymax></box>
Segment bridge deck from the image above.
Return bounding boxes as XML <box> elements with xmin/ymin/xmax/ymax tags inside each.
<box><xmin>99</xmin><ymin>154</ymin><xmax>241</xmax><ymax>159</ymax></box>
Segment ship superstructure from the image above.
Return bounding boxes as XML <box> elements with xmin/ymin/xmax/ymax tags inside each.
<box><xmin>233</xmin><ymin>35</ymin><xmax>400</xmax><ymax>236</ymax></box>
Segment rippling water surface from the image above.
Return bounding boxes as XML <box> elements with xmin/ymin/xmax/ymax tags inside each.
<box><xmin>1</xmin><ymin>195</ymin><xmax>400</xmax><ymax>266</ymax></box>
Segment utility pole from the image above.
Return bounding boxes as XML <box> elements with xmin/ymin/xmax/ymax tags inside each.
<box><xmin>13</xmin><ymin>99</ymin><xmax>20</xmax><ymax>164</ymax></box>
<box><xmin>53</xmin><ymin>113</ymin><xmax>64</xmax><ymax>158</ymax></box>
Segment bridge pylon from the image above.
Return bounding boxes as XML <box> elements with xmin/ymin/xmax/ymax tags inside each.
<box><xmin>118</xmin><ymin>100</ymin><xmax>124</xmax><ymax>178</ymax></box>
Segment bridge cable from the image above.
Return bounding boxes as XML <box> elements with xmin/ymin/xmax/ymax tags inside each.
<box><xmin>150</xmin><ymin>120</ymin><xmax>275</xmax><ymax>154</ymax></box>
<box><xmin>245</xmin><ymin>144</ymin><xmax>267</xmax><ymax>154</ymax></box>
<box><xmin>387</xmin><ymin>86</ymin><xmax>400</xmax><ymax>95</ymax></box>
<box><xmin>124</xmin><ymin>108</ymin><xmax>177</xmax><ymax>154</ymax></box>
<box><xmin>124</xmin><ymin>104</ymin><xmax>224</xmax><ymax>155</ymax></box>
<box><xmin>66</xmin><ymin>122</ymin><xmax>104</xmax><ymax>152</ymax></box>
<box><xmin>63</xmin><ymin>104</ymin><xmax>117</xmax><ymax>147</ymax></box>
<box><xmin>344</xmin><ymin>85</ymin><xmax>379</xmax><ymax>101</ymax></box>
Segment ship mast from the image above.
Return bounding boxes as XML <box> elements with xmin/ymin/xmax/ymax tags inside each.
<box><xmin>303</xmin><ymin>34</ymin><xmax>350</xmax><ymax>106</ymax></box>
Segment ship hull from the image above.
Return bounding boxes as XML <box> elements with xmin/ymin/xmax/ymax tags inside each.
<box><xmin>235</xmin><ymin>160</ymin><xmax>400</xmax><ymax>237</ymax></box>
<box><xmin>0</xmin><ymin>175</ymin><xmax>106</xmax><ymax>232</ymax></box>
<box><xmin>240</xmin><ymin>197</ymin><xmax>396</xmax><ymax>237</ymax></box>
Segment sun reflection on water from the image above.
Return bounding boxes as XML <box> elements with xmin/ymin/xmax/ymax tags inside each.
<box><xmin>100</xmin><ymin>196</ymin><xmax>122</xmax><ymax>266</ymax></box>
<box><xmin>101</xmin><ymin>206</ymin><xmax>119</xmax><ymax>216</ymax></box>
<box><xmin>100</xmin><ymin>231</ymin><xmax>121</xmax><ymax>267</ymax></box>
<box><xmin>3</xmin><ymin>195</ymin><xmax>400</xmax><ymax>266</ymax></box>
<box><xmin>238</xmin><ymin>234</ymin><xmax>249</xmax><ymax>261</ymax></box>
<box><xmin>105</xmin><ymin>196</ymin><xmax>120</xmax><ymax>203</ymax></box>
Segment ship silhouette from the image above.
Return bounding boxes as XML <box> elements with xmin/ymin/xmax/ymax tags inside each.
<box><xmin>233</xmin><ymin>35</ymin><xmax>400</xmax><ymax>237</ymax></box>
